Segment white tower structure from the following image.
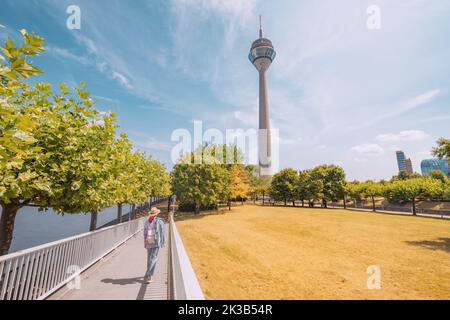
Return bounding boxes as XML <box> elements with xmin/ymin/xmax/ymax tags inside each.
<box><xmin>248</xmin><ymin>16</ymin><xmax>276</xmax><ymax>176</ymax></box>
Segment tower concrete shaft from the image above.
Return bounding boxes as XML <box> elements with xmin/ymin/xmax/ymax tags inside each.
<box><xmin>258</xmin><ymin>69</ymin><xmax>272</xmax><ymax>176</ymax></box>
<box><xmin>248</xmin><ymin>16</ymin><xmax>276</xmax><ymax>176</ymax></box>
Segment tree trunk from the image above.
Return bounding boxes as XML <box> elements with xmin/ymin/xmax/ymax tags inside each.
<box><xmin>372</xmin><ymin>196</ymin><xmax>376</xmax><ymax>212</ymax></box>
<box><xmin>284</xmin><ymin>199</ymin><xmax>287</xmax><ymax>206</ymax></box>
<box><xmin>168</xmin><ymin>196</ymin><xmax>172</xmax><ymax>212</ymax></box>
<box><xmin>195</xmin><ymin>201</ymin><xmax>201</xmax><ymax>214</ymax></box>
<box><xmin>131</xmin><ymin>204</ymin><xmax>136</xmax><ymax>221</ymax></box>
<box><xmin>0</xmin><ymin>203</ymin><xmax>21</xmax><ymax>256</ymax></box>
<box><xmin>343</xmin><ymin>195</ymin><xmax>347</xmax><ymax>209</ymax></box>
<box><xmin>117</xmin><ymin>203</ymin><xmax>123</xmax><ymax>224</ymax></box>
<box><xmin>412</xmin><ymin>198</ymin><xmax>417</xmax><ymax>216</ymax></box>
<box><xmin>323</xmin><ymin>199</ymin><xmax>327</xmax><ymax>208</ymax></box>
<box><xmin>228</xmin><ymin>200</ymin><xmax>231</xmax><ymax>211</ymax></box>
<box><xmin>292</xmin><ymin>200</ymin><xmax>295</xmax><ymax>207</ymax></box>
<box><xmin>301</xmin><ymin>200</ymin><xmax>304</xmax><ymax>207</ymax></box>
<box><xmin>90</xmin><ymin>211</ymin><xmax>98</xmax><ymax>232</ymax></box>
<box><xmin>262</xmin><ymin>192</ymin><xmax>265</xmax><ymax>206</ymax></box>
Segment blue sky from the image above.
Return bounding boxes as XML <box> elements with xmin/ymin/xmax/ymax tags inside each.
<box><xmin>1</xmin><ymin>0</ymin><xmax>449</xmax><ymax>181</ymax></box>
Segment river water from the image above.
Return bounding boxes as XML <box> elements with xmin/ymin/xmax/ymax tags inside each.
<box><xmin>2</xmin><ymin>205</ymin><xmax>131</xmax><ymax>254</ymax></box>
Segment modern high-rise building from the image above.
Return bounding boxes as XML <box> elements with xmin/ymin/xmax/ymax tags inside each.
<box><xmin>421</xmin><ymin>159</ymin><xmax>450</xmax><ymax>176</ymax></box>
<box><xmin>396</xmin><ymin>151</ymin><xmax>407</xmax><ymax>172</ymax></box>
<box><xmin>396</xmin><ymin>151</ymin><xmax>413</xmax><ymax>173</ymax></box>
<box><xmin>405</xmin><ymin>158</ymin><xmax>413</xmax><ymax>174</ymax></box>
<box><xmin>249</xmin><ymin>16</ymin><xmax>276</xmax><ymax>176</ymax></box>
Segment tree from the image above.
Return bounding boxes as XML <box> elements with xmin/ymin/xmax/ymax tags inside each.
<box><xmin>50</xmin><ymin>102</ymin><xmax>118</xmax><ymax>231</ymax></box>
<box><xmin>296</xmin><ymin>170</ymin><xmax>311</xmax><ymax>207</ymax></box>
<box><xmin>270</xmin><ymin>168</ymin><xmax>298</xmax><ymax>206</ymax></box>
<box><xmin>311</xmin><ymin>165</ymin><xmax>346</xmax><ymax>208</ymax></box>
<box><xmin>391</xmin><ymin>171</ymin><xmax>422</xmax><ymax>182</ymax></box>
<box><xmin>0</xmin><ymin>32</ymin><xmax>110</xmax><ymax>254</ymax></box>
<box><xmin>432</xmin><ymin>138</ymin><xmax>450</xmax><ymax>159</ymax></box>
<box><xmin>172</xmin><ymin>150</ymin><xmax>230</xmax><ymax>214</ymax></box>
<box><xmin>229</xmin><ymin>164</ymin><xmax>250</xmax><ymax>204</ymax></box>
<box><xmin>384</xmin><ymin>178</ymin><xmax>443</xmax><ymax>215</ymax></box>
<box><xmin>346</xmin><ymin>181</ymin><xmax>363</xmax><ymax>208</ymax></box>
<box><xmin>429</xmin><ymin>170</ymin><xmax>448</xmax><ymax>184</ymax></box>
<box><xmin>359</xmin><ymin>181</ymin><xmax>383</xmax><ymax>212</ymax></box>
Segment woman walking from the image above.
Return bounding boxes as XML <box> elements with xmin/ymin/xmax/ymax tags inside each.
<box><xmin>143</xmin><ymin>207</ymin><xmax>165</xmax><ymax>283</ymax></box>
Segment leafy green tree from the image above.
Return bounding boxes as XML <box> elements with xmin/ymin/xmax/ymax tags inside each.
<box><xmin>270</xmin><ymin>168</ymin><xmax>298</xmax><ymax>206</ymax></box>
<box><xmin>429</xmin><ymin>170</ymin><xmax>449</xmax><ymax>184</ymax></box>
<box><xmin>432</xmin><ymin>138</ymin><xmax>450</xmax><ymax>160</ymax></box>
<box><xmin>296</xmin><ymin>170</ymin><xmax>311</xmax><ymax>207</ymax></box>
<box><xmin>359</xmin><ymin>181</ymin><xmax>383</xmax><ymax>211</ymax></box>
<box><xmin>0</xmin><ymin>31</ymin><xmax>115</xmax><ymax>252</ymax></box>
<box><xmin>346</xmin><ymin>181</ymin><xmax>363</xmax><ymax>208</ymax></box>
<box><xmin>384</xmin><ymin>178</ymin><xmax>443</xmax><ymax>215</ymax></box>
<box><xmin>172</xmin><ymin>150</ymin><xmax>230</xmax><ymax>214</ymax></box>
<box><xmin>391</xmin><ymin>171</ymin><xmax>422</xmax><ymax>182</ymax></box>
<box><xmin>311</xmin><ymin>165</ymin><xmax>346</xmax><ymax>208</ymax></box>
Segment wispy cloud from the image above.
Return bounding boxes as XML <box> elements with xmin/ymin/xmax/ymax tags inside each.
<box><xmin>351</xmin><ymin>144</ymin><xmax>385</xmax><ymax>156</ymax></box>
<box><xmin>47</xmin><ymin>45</ymin><xmax>89</xmax><ymax>65</ymax></box>
<box><xmin>376</xmin><ymin>130</ymin><xmax>429</xmax><ymax>143</ymax></box>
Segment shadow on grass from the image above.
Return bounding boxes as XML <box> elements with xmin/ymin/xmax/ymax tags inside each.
<box><xmin>406</xmin><ymin>238</ymin><xmax>450</xmax><ymax>253</ymax></box>
<box><xmin>174</xmin><ymin>209</ymin><xmax>227</xmax><ymax>222</ymax></box>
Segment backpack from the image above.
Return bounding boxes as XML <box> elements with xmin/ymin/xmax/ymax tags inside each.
<box><xmin>145</xmin><ymin>219</ymin><xmax>158</xmax><ymax>248</ymax></box>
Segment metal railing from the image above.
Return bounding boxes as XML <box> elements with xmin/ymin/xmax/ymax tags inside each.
<box><xmin>0</xmin><ymin>217</ymin><xmax>146</xmax><ymax>300</ymax></box>
<box><xmin>168</xmin><ymin>211</ymin><xmax>205</xmax><ymax>300</ymax></box>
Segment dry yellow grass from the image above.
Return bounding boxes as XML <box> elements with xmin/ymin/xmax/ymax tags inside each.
<box><xmin>176</xmin><ymin>205</ymin><xmax>450</xmax><ymax>300</ymax></box>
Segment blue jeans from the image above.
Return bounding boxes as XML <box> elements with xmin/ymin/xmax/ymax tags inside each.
<box><xmin>146</xmin><ymin>247</ymin><xmax>159</xmax><ymax>277</ymax></box>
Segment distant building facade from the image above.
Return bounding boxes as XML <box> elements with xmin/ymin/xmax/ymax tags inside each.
<box><xmin>396</xmin><ymin>151</ymin><xmax>413</xmax><ymax>173</ymax></box>
<box><xmin>421</xmin><ymin>159</ymin><xmax>449</xmax><ymax>176</ymax></box>
<box><xmin>396</xmin><ymin>151</ymin><xmax>406</xmax><ymax>172</ymax></box>
<box><xmin>405</xmin><ymin>158</ymin><xmax>413</xmax><ymax>174</ymax></box>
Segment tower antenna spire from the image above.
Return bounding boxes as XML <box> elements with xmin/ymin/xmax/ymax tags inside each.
<box><xmin>259</xmin><ymin>15</ymin><xmax>263</xmax><ymax>38</ymax></box>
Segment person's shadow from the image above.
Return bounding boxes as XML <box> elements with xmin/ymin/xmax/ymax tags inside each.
<box><xmin>101</xmin><ymin>275</ymin><xmax>151</xmax><ymax>300</ymax></box>
<box><xmin>101</xmin><ymin>276</ymin><xmax>146</xmax><ymax>286</ymax></box>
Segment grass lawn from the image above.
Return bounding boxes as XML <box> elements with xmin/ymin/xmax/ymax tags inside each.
<box><xmin>176</xmin><ymin>205</ymin><xmax>450</xmax><ymax>300</ymax></box>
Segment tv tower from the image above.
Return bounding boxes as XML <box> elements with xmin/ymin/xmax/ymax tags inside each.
<box><xmin>248</xmin><ymin>16</ymin><xmax>276</xmax><ymax>176</ymax></box>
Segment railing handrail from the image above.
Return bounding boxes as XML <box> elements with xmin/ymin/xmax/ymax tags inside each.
<box><xmin>0</xmin><ymin>218</ymin><xmax>144</xmax><ymax>262</ymax></box>
<box><xmin>0</xmin><ymin>217</ymin><xmax>146</xmax><ymax>300</ymax></box>
<box><xmin>168</xmin><ymin>211</ymin><xmax>205</xmax><ymax>300</ymax></box>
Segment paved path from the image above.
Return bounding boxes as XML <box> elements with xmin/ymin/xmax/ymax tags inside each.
<box><xmin>50</xmin><ymin>225</ymin><xmax>169</xmax><ymax>300</ymax></box>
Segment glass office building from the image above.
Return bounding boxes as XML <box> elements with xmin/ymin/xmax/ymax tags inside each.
<box><xmin>396</xmin><ymin>151</ymin><xmax>407</xmax><ymax>172</ymax></box>
<box><xmin>421</xmin><ymin>159</ymin><xmax>449</xmax><ymax>176</ymax></box>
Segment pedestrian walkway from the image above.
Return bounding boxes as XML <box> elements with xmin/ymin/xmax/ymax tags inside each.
<box><xmin>50</xmin><ymin>225</ymin><xmax>169</xmax><ymax>300</ymax></box>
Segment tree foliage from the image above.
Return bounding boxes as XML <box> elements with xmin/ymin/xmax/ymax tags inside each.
<box><xmin>0</xmin><ymin>31</ymin><xmax>170</xmax><ymax>255</ymax></box>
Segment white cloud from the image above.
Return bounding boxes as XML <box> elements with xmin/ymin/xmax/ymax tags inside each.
<box><xmin>280</xmin><ymin>137</ymin><xmax>303</xmax><ymax>145</ymax></box>
<box><xmin>111</xmin><ymin>71</ymin><xmax>133</xmax><ymax>89</ymax></box>
<box><xmin>351</xmin><ymin>144</ymin><xmax>385</xmax><ymax>156</ymax></box>
<box><xmin>419</xmin><ymin>115</ymin><xmax>450</xmax><ymax>123</ymax></box>
<box><xmin>0</xmin><ymin>24</ymin><xmax>6</xmax><ymax>29</ymax></box>
<box><xmin>376</xmin><ymin>130</ymin><xmax>429</xmax><ymax>143</ymax></box>
<box><xmin>47</xmin><ymin>45</ymin><xmax>89</xmax><ymax>65</ymax></box>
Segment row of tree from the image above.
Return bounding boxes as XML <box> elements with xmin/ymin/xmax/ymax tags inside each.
<box><xmin>266</xmin><ymin>139</ymin><xmax>450</xmax><ymax>215</ymax></box>
<box><xmin>0</xmin><ymin>31</ymin><xmax>171</xmax><ymax>255</ymax></box>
